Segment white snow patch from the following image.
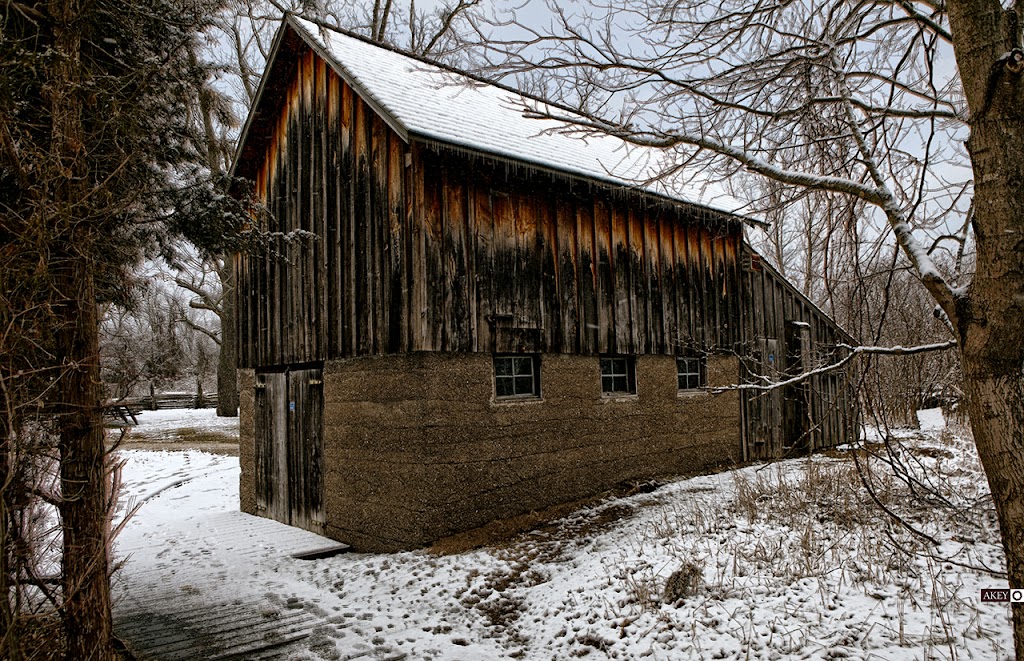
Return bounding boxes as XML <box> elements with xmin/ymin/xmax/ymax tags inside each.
<box><xmin>918</xmin><ymin>407</ymin><xmax>946</xmax><ymax>432</ymax></box>
<box><xmin>112</xmin><ymin>414</ymin><xmax>1012</xmax><ymax>660</ymax></box>
<box><xmin>126</xmin><ymin>408</ymin><xmax>238</xmax><ymax>440</ymax></box>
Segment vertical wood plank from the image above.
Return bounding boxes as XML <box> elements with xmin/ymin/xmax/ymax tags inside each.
<box><xmin>712</xmin><ymin>230</ymin><xmax>727</xmax><ymax>350</ymax></box>
<box><xmin>472</xmin><ymin>183</ymin><xmax>495</xmax><ymax>352</ymax></box>
<box><xmin>326</xmin><ymin>70</ymin><xmax>341</xmax><ymax>358</ymax></box>
<box><xmin>594</xmin><ymin>198</ymin><xmax>614</xmax><ymax>354</ymax></box>
<box><xmin>675</xmin><ymin>214</ymin><xmax>692</xmax><ymax>350</ymax></box>
<box><xmin>642</xmin><ymin>209</ymin><xmax>661</xmax><ymax>354</ymax></box>
<box><xmin>387</xmin><ymin>132</ymin><xmax>406</xmax><ymax>353</ymax></box>
<box><xmin>663</xmin><ymin>214</ymin><xmax>679</xmax><ymax>354</ymax></box>
<box><xmin>443</xmin><ymin>173</ymin><xmax>470</xmax><ymax>351</ymax></box>
<box><xmin>726</xmin><ymin>234</ymin><xmax>740</xmax><ymax>349</ymax></box>
<box><xmin>540</xmin><ymin>196</ymin><xmax>561</xmax><ymax>352</ymax></box>
<box><xmin>611</xmin><ymin>205</ymin><xmax>631</xmax><ymax>353</ymax></box>
<box><xmin>577</xmin><ymin>200</ymin><xmax>597</xmax><ymax>355</ymax></box>
<box><xmin>410</xmin><ymin>145</ymin><xmax>429</xmax><ymax>351</ymax></box>
<box><xmin>340</xmin><ymin>82</ymin><xmax>354</xmax><ymax>356</ymax></box>
<box><xmin>372</xmin><ymin>113</ymin><xmax>388</xmax><ymax>354</ymax></box>
<box><xmin>629</xmin><ymin>207</ymin><xmax>648</xmax><ymax>354</ymax></box>
<box><xmin>422</xmin><ymin>150</ymin><xmax>445</xmax><ymax>351</ymax></box>
<box><xmin>353</xmin><ymin>97</ymin><xmax>370</xmax><ymax>354</ymax></box>
<box><xmin>556</xmin><ymin>197</ymin><xmax>579</xmax><ymax>354</ymax></box>
<box><xmin>688</xmin><ymin>223</ymin><xmax>705</xmax><ymax>350</ymax></box>
<box><xmin>464</xmin><ymin>178</ymin><xmax>478</xmax><ymax>352</ymax></box>
<box><xmin>491</xmin><ymin>188</ymin><xmax>515</xmax><ymax>352</ymax></box>
<box><xmin>518</xmin><ymin>191</ymin><xmax>544</xmax><ymax>336</ymax></box>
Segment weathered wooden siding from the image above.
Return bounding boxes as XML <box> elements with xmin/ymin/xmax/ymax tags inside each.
<box><xmin>235</xmin><ymin>44</ymin><xmax>745</xmax><ymax>368</ymax></box>
<box><xmin>739</xmin><ymin>252</ymin><xmax>859</xmax><ymax>459</ymax></box>
<box><xmin>237</xmin><ymin>47</ymin><xmax>412</xmax><ymax>368</ymax></box>
<box><xmin>404</xmin><ymin>146</ymin><xmax>743</xmax><ymax>357</ymax></box>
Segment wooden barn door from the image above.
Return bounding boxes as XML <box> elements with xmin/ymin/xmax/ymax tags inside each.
<box><xmin>254</xmin><ymin>366</ymin><xmax>325</xmax><ymax>535</ymax></box>
<box><xmin>286</xmin><ymin>367</ymin><xmax>325</xmax><ymax>534</ymax></box>
<box><xmin>255</xmin><ymin>371</ymin><xmax>289</xmax><ymax>523</ymax></box>
<box><xmin>743</xmin><ymin>338</ymin><xmax>785</xmax><ymax>458</ymax></box>
<box><xmin>783</xmin><ymin>322</ymin><xmax>813</xmax><ymax>453</ymax></box>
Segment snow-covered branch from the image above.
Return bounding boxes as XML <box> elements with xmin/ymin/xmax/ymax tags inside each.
<box><xmin>713</xmin><ymin>340</ymin><xmax>958</xmax><ymax>394</ymax></box>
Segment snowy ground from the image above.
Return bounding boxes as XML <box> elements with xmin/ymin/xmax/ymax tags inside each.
<box><xmin>111</xmin><ymin>410</ymin><xmax>1014</xmax><ymax>660</ymax></box>
<box><xmin>114</xmin><ymin>408</ymin><xmax>239</xmax><ymax>455</ymax></box>
<box><xmin>121</xmin><ymin>408</ymin><xmax>239</xmax><ymax>440</ymax></box>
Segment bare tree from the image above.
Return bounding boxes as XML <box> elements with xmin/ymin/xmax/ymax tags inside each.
<box><xmin>100</xmin><ymin>281</ymin><xmax>221</xmax><ymax>409</ymax></box>
<box><xmin>466</xmin><ymin>0</ymin><xmax>1024</xmax><ymax>651</ymax></box>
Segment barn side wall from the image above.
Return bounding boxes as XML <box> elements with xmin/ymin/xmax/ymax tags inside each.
<box><xmin>234</xmin><ymin>41</ymin><xmax>746</xmax><ymax>370</ymax></box>
<box><xmin>303</xmin><ymin>352</ymin><xmax>740</xmax><ymax>552</ymax></box>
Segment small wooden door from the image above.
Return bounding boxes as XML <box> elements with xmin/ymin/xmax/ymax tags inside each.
<box><xmin>254</xmin><ymin>366</ymin><xmax>325</xmax><ymax>534</ymax></box>
<box><xmin>783</xmin><ymin>322</ymin><xmax>813</xmax><ymax>453</ymax></box>
<box><xmin>742</xmin><ymin>338</ymin><xmax>784</xmax><ymax>459</ymax></box>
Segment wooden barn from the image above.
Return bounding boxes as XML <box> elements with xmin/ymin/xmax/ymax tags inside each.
<box><xmin>231</xmin><ymin>16</ymin><xmax>860</xmax><ymax>552</ymax></box>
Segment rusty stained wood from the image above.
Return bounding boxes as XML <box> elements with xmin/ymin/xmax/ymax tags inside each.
<box><xmin>472</xmin><ymin>181</ymin><xmax>495</xmax><ymax>352</ymax></box>
<box><xmin>387</xmin><ymin>132</ymin><xmax>406</xmax><ymax>353</ymax></box>
<box><xmin>326</xmin><ymin>67</ymin><xmax>341</xmax><ymax>357</ymax></box>
<box><xmin>372</xmin><ymin>113</ymin><xmax>388</xmax><ymax>355</ymax></box>
<box><xmin>444</xmin><ymin>174</ymin><xmax>471</xmax><ymax>352</ymax></box>
<box><xmin>610</xmin><ymin>205</ymin><xmax>632</xmax><ymax>354</ymax></box>
<box><xmin>241</xmin><ymin>112</ymin><xmax>760</xmax><ymax>367</ymax></box>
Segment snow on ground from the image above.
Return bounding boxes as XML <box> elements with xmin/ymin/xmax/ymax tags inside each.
<box><xmin>112</xmin><ymin>410</ymin><xmax>1013</xmax><ymax>660</ymax></box>
<box><xmin>125</xmin><ymin>408</ymin><xmax>239</xmax><ymax>441</ymax></box>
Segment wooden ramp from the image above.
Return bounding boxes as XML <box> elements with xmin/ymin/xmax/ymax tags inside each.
<box><xmin>112</xmin><ymin>511</ymin><xmax>400</xmax><ymax>661</ymax></box>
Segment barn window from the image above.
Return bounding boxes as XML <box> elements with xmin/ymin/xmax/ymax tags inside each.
<box><xmin>677</xmin><ymin>355</ymin><xmax>706</xmax><ymax>391</ymax></box>
<box><xmin>600</xmin><ymin>356</ymin><xmax>636</xmax><ymax>395</ymax></box>
<box><xmin>494</xmin><ymin>354</ymin><xmax>540</xmax><ymax>399</ymax></box>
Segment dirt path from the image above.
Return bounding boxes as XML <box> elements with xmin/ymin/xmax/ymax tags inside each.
<box><xmin>108</xmin><ymin>425</ymin><xmax>239</xmax><ymax>456</ymax></box>
<box><xmin>114</xmin><ymin>439</ymin><xmax>239</xmax><ymax>456</ymax></box>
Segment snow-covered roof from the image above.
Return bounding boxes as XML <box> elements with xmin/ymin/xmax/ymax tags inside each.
<box><xmin>279</xmin><ymin>16</ymin><xmax>748</xmax><ymax>218</ymax></box>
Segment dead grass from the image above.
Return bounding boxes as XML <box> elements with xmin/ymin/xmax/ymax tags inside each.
<box><xmin>113</xmin><ymin>427</ymin><xmax>239</xmax><ymax>456</ymax></box>
<box><xmin>613</xmin><ymin>423</ymin><xmax>1004</xmax><ymax>637</ymax></box>
<box><xmin>428</xmin><ymin>483</ymin><xmax>654</xmax><ymax>556</ymax></box>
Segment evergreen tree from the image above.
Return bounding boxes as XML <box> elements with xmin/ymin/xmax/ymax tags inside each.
<box><xmin>0</xmin><ymin>0</ymin><xmax>245</xmax><ymax>657</ymax></box>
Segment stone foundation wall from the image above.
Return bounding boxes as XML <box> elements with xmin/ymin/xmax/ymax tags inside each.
<box><xmin>322</xmin><ymin>353</ymin><xmax>740</xmax><ymax>551</ymax></box>
<box><xmin>238</xmin><ymin>368</ymin><xmax>256</xmax><ymax>516</ymax></box>
<box><xmin>238</xmin><ymin>353</ymin><xmax>741</xmax><ymax>552</ymax></box>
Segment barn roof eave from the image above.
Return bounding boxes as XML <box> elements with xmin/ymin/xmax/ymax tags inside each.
<box><xmin>287</xmin><ymin>15</ymin><xmax>410</xmax><ymax>143</ymax></box>
<box><xmin>228</xmin><ymin>19</ymin><xmax>290</xmax><ymax>182</ymax></box>
<box><xmin>409</xmin><ymin>133</ymin><xmax>763</xmax><ymax>231</ymax></box>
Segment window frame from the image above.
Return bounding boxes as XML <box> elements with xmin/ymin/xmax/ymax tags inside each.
<box><xmin>600</xmin><ymin>355</ymin><xmax>637</xmax><ymax>396</ymax></box>
<box><xmin>676</xmin><ymin>354</ymin><xmax>707</xmax><ymax>391</ymax></box>
<box><xmin>493</xmin><ymin>353</ymin><xmax>541</xmax><ymax>400</ymax></box>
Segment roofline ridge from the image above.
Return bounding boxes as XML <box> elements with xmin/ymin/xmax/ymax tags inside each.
<box><xmin>284</xmin><ymin>13</ymin><xmax>584</xmax><ymax>124</ymax></box>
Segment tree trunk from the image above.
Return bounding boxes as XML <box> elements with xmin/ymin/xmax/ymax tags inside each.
<box><xmin>960</xmin><ymin>114</ymin><xmax>1024</xmax><ymax>660</ymax></box>
<box><xmin>945</xmin><ymin>2</ymin><xmax>1024</xmax><ymax>654</ymax></box>
<box><xmin>216</xmin><ymin>260</ymin><xmax>239</xmax><ymax>417</ymax></box>
<box><xmin>48</xmin><ymin>0</ymin><xmax>115</xmax><ymax>658</ymax></box>
<box><xmin>56</xmin><ymin>267</ymin><xmax>114</xmax><ymax>661</ymax></box>
<box><xmin>0</xmin><ymin>422</ymin><xmax>18</xmax><ymax>660</ymax></box>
